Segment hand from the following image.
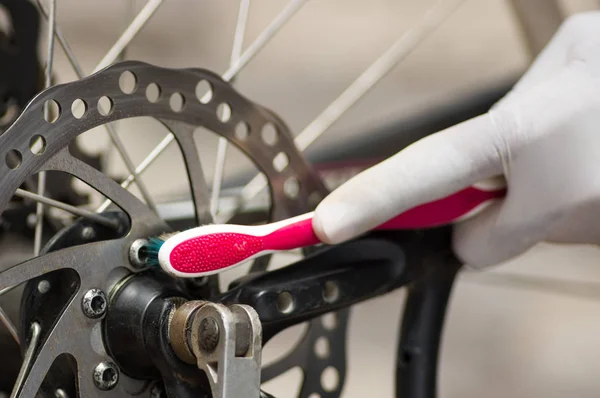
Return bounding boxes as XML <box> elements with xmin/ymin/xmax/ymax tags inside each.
<box><xmin>313</xmin><ymin>11</ymin><xmax>600</xmax><ymax>268</ymax></box>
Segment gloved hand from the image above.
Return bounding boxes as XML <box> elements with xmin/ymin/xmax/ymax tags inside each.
<box><xmin>313</xmin><ymin>11</ymin><xmax>600</xmax><ymax>268</ymax></box>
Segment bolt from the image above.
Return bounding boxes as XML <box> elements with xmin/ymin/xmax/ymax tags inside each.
<box><xmin>26</xmin><ymin>213</ymin><xmax>37</xmax><ymax>229</ymax></box>
<box><xmin>129</xmin><ymin>238</ymin><xmax>149</xmax><ymax>268</ymax></box>
<box><xmin>81</xmin><ymin>289</ymin><xmax>107</xmax><ymax>319</ymax></box>
<box><xmin>92</xmin><ymin>361</ymin><xmax>119</xmax><ymax>390</ymax></box>
<box><xmin>198</xmin><ymin>317</ymin><xmax>220</xmax><ymax>353</ymax></box>
<box><xmin>37</xmin><ymin>280</ymin><xmax>51</xmax><ymax>294</ymax></box>
<box><xmin>81</xmin><ymin>226</ymin><xmax>96</xmax><ymax>240</ymax></box>
<box><xmin>54</xmin><ymin>388</ymin><xmax>68</xmax><ymax>398</ymax></box>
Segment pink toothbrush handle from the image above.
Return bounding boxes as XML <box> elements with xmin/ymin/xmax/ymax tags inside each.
<box><xmin>266</xmin><ymin>184</ymin><xmax>507</xmax><ymax>250</ymax></box>
<box><xmin>159</xmin><ymin>184</ymin><xmax>506</xmax><ymax>277</ymax></box>
<box><xmin>375</xmin><ymin>184</ymin><xmax>506</xmax><ymax>230</ymax></box>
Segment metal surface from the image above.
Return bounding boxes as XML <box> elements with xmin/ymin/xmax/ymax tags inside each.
<box><xmin>92</xmin><ymin>361</ymin><xmax>120</xmax><ymax>391</ymax></box>
<box><xmin>0</xmin><ymin>60</ymin><xmax>326</xmax><ymax>397</ymax></box>
<box><xmin>81</xmin><ymin>289</ymin><xmax>107</xmax><ymax>319</ymax></box>
<box><xmin>191</xmin><ymin>303</ymin><xmax>262</xmax><ymax>398</ymax></box>
<box><xmin>221</xmin><ymin>235</ymin><xmax>411</xmax><ymax>341</ymax></box>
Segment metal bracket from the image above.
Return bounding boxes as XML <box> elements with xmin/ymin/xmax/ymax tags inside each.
<box><xmin>170</xmin><ymin>301</ymin><xmax>262</xmax><ymax>398</ymax></box>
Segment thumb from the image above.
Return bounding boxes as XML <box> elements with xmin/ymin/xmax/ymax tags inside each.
<box><xmin>313</xmin><ymin>113</ymin><xmax>506</xmax><ymax>244</ymax></box>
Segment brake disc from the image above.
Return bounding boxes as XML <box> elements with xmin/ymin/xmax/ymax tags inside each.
<box><xmin>0</xmin><ymin>61</ymin><xmax>349</xmax><ymax>397</ymax></box>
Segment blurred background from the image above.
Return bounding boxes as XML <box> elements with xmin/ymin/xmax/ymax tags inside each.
<box><xmin>11</xmin><ymin>0</ymin><xmax>600</xmax><ymax>396</ymax></box>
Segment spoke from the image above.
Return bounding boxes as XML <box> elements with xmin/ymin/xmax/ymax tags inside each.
<box><xmin>95</xmin><ymin>0</ymin><xmax>307</xmax><ymax>214</ymax></box>
<box><xmin>237</xmin><ymin>0</ymin><xmax>467</xmax><ymax>209</ymax></box>
<box><xmin>33</xmin><ymin>171</ymin><xmax>46</xmax><ymax>256</ymax></box>
<box><xmin>211</xmin><ymin>0</ymin><xmax>250</xmax><ymax>218</ymax></box>
<box><xmin>105</xmin><ymin>123</ymin><xmax>158</xmax><ymax>212</ymax></box>
<box><xmin>0</xmin><ymin>304</ymin><xmax>19</xmax><ymax>344</ymax></box>
<box><xmin>230</xmin><ymin>0</ymin><xmax>250</xmax><ymax>72</ymax></box>
<box><xmin>221</xmin><ymin>0</ymin><xmax>308</xmax><ymax>82</ymax></box>
<box><xmin>35</xmin><ymin>0</ymin><xmax>83</xmax><ymax>77</ymax></box>
<box><xmin>37</xmin><ymin>0</ymin><xmax>158</xmax><ymax>213</ymax></box>
<box><xmin>93</xmin><ymin>0</ymin><xmax>164</xmax><ymax>73</ymax></box>
<box><xmin>15</xmin><ymin>188</ymin><xmax>119</xmax><ymax>229</ymax></box>
<box><xmin>119</xmin><ymin>0</ymin><xmax>137</xmax><ymax>61</ymax></box>
<box><xmin>96</xmin><ymin>133</ymin><xmax>173</xmax><ymax>213</ymax></box>
<box><xmin>0</xmin><ymin>285</ymin><xmax>18</xmax><ymax>296</ymax></box>
<box><xmin>34</xmin><ymin>0</ymin><xmax>57</xmax><ymax>256</ymax></box>
<box><xmin>14</xmin><ymin>311</ymin><xmax>72</xmax><ymax>398</ymax></box>
<box><xmin>211</xmin><ymin>139</ymin><xmax>229</xmax><ymax>218</ymax></box>
<box><xmin>10</xmin><ymin>322</ymin><xmax>41</xmax><ymax>398</ymax></box>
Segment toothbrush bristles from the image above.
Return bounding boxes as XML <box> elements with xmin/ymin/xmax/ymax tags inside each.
<box><xmin>142</xmin><ymin>232</ymin><xmax>177</xmax><ymax>267</ymax></box>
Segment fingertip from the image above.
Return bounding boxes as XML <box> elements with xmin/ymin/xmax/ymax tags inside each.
<box><xmin>313</xmin><ymin>202</ymin><xmax>346</xmax><ymax>244</ymax></box>
<box><xmin>312</xmin><ymin>212</ymin><xmax>335</xmax><ymax>244</ymax></box>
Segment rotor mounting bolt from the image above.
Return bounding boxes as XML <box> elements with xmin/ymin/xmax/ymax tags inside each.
<box><xmin>92</xmin><ymin>361</ymin><xmax>119</xmax><ymax>390</ymax></box>
<box><xmin>26</xmin><ymin>213</ymin><xmax>37</xmax><ymax>229</ymax></box>
<box><xmin>81</xmin><ymin>226</ymin><xmax>96</xmax><ymax>240</ymax></box>
<box><xmin>37</xmin><ymin>280</ymin><xmax>51</xmax><ymax>294</ymax></box>
<box><xmin>198</xmin><ymin>317</ymin><xmax>220</xmax><ymax>354</ymax></box>
<box><xmin>129</xmin><ymin>238</ymin><xmax>149</xmax><ymax>269</ymax></box>
<box><xmin>81</xmin><ymin>289</ymin><xmax>107</xmax><ymax>319</ymax></box>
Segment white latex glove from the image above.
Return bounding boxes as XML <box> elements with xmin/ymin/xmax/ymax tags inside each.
<box><xmin>313</xmin><ymin>11</ymin><xmax>600</xmax><ymax>268</ymax></box>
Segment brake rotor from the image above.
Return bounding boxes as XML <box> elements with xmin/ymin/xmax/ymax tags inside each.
<box><xmin>0</xmin><ymin>61</ymin><xmax>349</xmax><ymax>397</ymax></box>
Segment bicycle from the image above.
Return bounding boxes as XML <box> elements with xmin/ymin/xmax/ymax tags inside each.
<box><xmin>0</xmin><ymin>1</ymin><xmax>594</xmax><ymax>397</ymax></box>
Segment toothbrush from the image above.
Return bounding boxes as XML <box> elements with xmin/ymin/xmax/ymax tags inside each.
<box><xmin>145</xmin><ymin>181</ymin><xmax>506</xmax><ymax>278</ymax></box>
